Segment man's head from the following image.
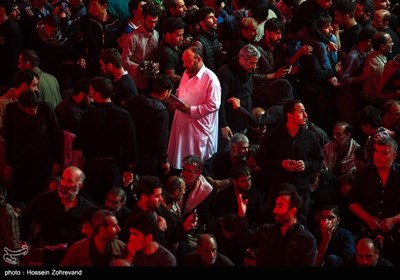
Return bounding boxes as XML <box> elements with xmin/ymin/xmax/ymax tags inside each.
<box><xmin>164</xmin><ymin>17</ymin><xmax>186</xmax><ymax>47</ymax></box>
<box><xmin>136</xmin><ymin>175</ymin><xmax>163</xmax><ymax>211</ymax></box>
<box><xmin>372</xmin><ymin>9</ymin><xmax>390</xmax><ymax>31</ymax></box>
<box><xmin>264</xmin><ymin>18</ymin><xmax>284</xmax><ymax>46</ymax></box>
<box><xmin>181</xmin><ymin>155</ymin><xmax>203</xmax><ymax>186</ymax></box>
<box><xmin>90</xmin><ymin>76</ymin><xmax>113</xmax><ymax>101</ymax></box>
<box><xmin>91</xmin><ymin>209</ymin><xmax>121</xmax><ymax>241</ymax></box>
<box><xmin>333</xmin><ymin>0</ymin><xmax>356</xmax><ymax>28</ymax></box>
<box><xmin>239</xmin><ymin>17</ymin><xmax>258</xmax><ymax>42</ymax></box>
<box><xmin>100</xmin><ymin>48</ymin><xmax>123</xmax><ymax>78</ymax></box>
<box><xmin>128</xmin><ymin>0</ymin><xmax>146</xmax><ymax>21</ymax></box>
<box><xmin>18</xmin><ymin>90</ymin><xmax>39</xmax><ymax>115</ymax></box>
<box><xmin>43</xmin><ymin>14</ymin><xmax>60</xmax><ymax>38</ymax></box>
<box><xmin>196</xmin><ymin>234</ymin><xmax>218</xmax><ymax>266</ymax></box>
<box><xmin>126</xmin><ymin>212</ymin><xmax>159</xmax><ymax>251</ymax></box>
<box><xmin>355</xmin><ymin>0</ymin><xmax>374</xmax><ymax>24</ymax></box>
<box><xmin>14</xmin><ymin>69</ymin><xmax>40</xmax><ymax>94</ymax></box>
<box><xmin>317</xmin><ymin>14</ymin><xmax>333</xmax><ymax>38</ymax></box>
<box><xmin>373</xmin><ymin>0</ymin><xmax>390</xmax><ymax>10</ymax></box>
<box><xmin>229</xmin><ymin>133</ymin><xmax>249</xmax><ymax>163</ymax></box>
<box><xmin>165</xmin><ymin>0</ymin><xmax>187</xmax><ymax>17</ymax></box>
<box><xmin>355</xmin><ymin>237</ymin><xmax>380</xmax><ymax>266</ymax></box>
<box><xmin>371</xmin><ymin>31</ymin><xmax>393</xmax><ymax>54</ymax></box>
<box><xmin>88</xmin><ymin>0</ymin><xmax>108</xmax><ymax>20</ymax></box>
<box><xmin>283</xmin><ymin>99</ymin><xmax>308</xmax><ymax>126</ymax></box>
<box><xmin>358</xmin><ymin>26</ymin><xmax>377</xmax><ymax>51</ymax></box>
<box><xmin>58</xmin><ymin>166</ymin><xmax>86</xmax><ymax>202</ymax></box>
<box><xmin>165</xmin><ymin>175</ymin><xmax>186</xmax><ymax>202</ymax></box>
<box><xmin>373</xmin><ymin>137</ymin><xmax>397</xmax><ymax>170</ymax></box>
<box><xmin>182</xmin><ymin>47</ymin><xmax>203</xmax><ymax>77</ymax></box>
<box><xmin>332</xmin><ymin>121</ymin><xmax>353</xmax><ymax>147</ymax></box>
<box><xmin>247</xmin><ymin>0</ymin><xmax>269</xmax><ymax>22</ymax></box>
<box><xmin>142</xmin><ymin>2</ymin><xmax>163</xmax><ymax>32</ymax></box>
<box><xmin>18</xmin><ymin>49</ymin><xmax>40</xmax><ymax>70</ymax></box>
<box><xmin>318</xmin><ymin>205</ymin><xmax>340</xmax><ymax>232</ymax></box>
<box><xmin>357</xmin><ymin>106</ymin><xmax>382</xmax><ymax>135</ymax></box>
<box><xmin>238</xmin><ymin>44</ymin><xmax>260</xmax><ymax>72</ymax></box>
<box><xmin>381</xmin><ymin>99</ymin><xmax>400</xmax><ymax>128</ymax></box>
<box><xmin>150</xmin><ymin>74</ymin><xmax>174</xmax><ymax>100</ymax></box>
<box><xmin>71</xmin><ymin>78</ymin><xmax>92</xmax><ymax>106</ymax></box>
<box><xmin>231</xmin><ymin>164</ymin><xmax>252</xmax><ymax>193</ymax></box>
<box><xmin>104</xmin><ymin>187</ymin><xmax>127</xmax><ymax>213</ymax></box>
<box><xmin>196</xmin><ymin>6</ymin><xmax>217</xmax><ymax>32</ymax></box>
<box><xmin>273</xmin><ymin>189</ymin><xmax>303</xmax><ymax>225</ymax></box>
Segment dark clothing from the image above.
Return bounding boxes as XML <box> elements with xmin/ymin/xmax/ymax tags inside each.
<box><xmin>0</xmin><ymin>18</ymin><xmax>23</xmax><ymax>90</ymax></box>
<box><xmin>342</xmin><ymin>257</ymin><xmax>394</xmax><ymax>267</ymax></box>
<box><xmin>234</xmin><ymin>105</ymin><xmax>284</xmax><ymax>130</ymax></box>
<box><xmin>235</xmin><ymin>218</ymin><xmax>317</xmax><ymax>266</ymax></box>
<box><xmin>214</xmin><ymin>185</ymin><xmax>264</xmax><ymax>228</ymax></box>
<box><xmin>340</xmin><ymin>24</ymin><xmax>362</xmax><ymax>56</ymax></box>
<box><xmin>193</xmin><ymin>29</ymin><xmax>221</xmax><ymax>72</ymax></box>
<box><xmin>255</xmin><ymin>125</ymin><xmax>323</xmax><ymax>188</ymax></box>
<box><xmin>184</xmin><ymin>251</ymin><xmax>235</xmax><ymax>266</ymax></box>
<box><xmin>125</xmin><ymin>95</ymin><xmax>169</xmax><ymax>178</ymax></box>
<box><xmin>71</xmin><ymin>14</ymin><xmax>124</xmax><ymax>77</ymax></box>
<box><xmin>75</xmin><ymin>102</ymin><xmax>137</xmax><ymax>203</ymax></box>
<box><xmin>290</xmin><ymin>0</ymin><xmax>331</xmax><ymax>45</ymax></box>
<box><xmin>5</xmin><ymin>102</ymin><xmax>63</xmax><ymax>203</ymax></box>
<box><xmin>217</xmin><ymin>58</ymin><xmax>253</xmax><ymax>132</ymax></box>
<box><xmin>20</xmin><ymin>191</ymin><xmax>94</xmax><ymax>246</ymax></box>
<box><xmin>348</xmin><ymin>163</ymin><xmax>400</xmax><ymax>237</ymax></box>
<box><xmin>227</xmin><ymin>36</ymin><xmax>252</xmax><ymax>60</ymax></box>
<box><xmin>314</xmin><ymin>226</ymin><xmax>355</xmax><ymax>265</ymax></box>
<box><xmin>55</xmin><ymin>95</ymin><xmax>93</xmax><ymax>135</ymax></box>
<box><xmin>156</xmin><ymin>40</ymin><xmax>184</xmax><ymax>77</ymax></box>
<box><xmin>112</xmin><ymin>73</ymin><xmax>138</xmax><ymax>108</ymax></box>
<box><xmin>203</xmin><ymin>151</ymin><xmax>238</xmax><ymax>181</ymax></box>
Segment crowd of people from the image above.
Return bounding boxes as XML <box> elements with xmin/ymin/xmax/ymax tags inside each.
<box><xmin>1</xmin><ymin>0</ymin><xmax>400</xmax><ymax>269</ymax></box>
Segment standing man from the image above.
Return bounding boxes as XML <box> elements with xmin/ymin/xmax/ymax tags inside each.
<box><xmin>255</xmin><ymin>99</ymin><xmax>323</xmax><ymax>219</ymax></box>
<box><xmin>74</xmin><ymin>77</ymin><xmax>137</xmax><ymax>204</ymax></box>
<box><xmin>217</xmin><ymin>44</ymin><xmax>260</xmax><ymax>151</ymax></box>
<box><xmin>121</xmin><ymin>2</ymin><xmax>163</xmax><ymax>94</ymax></box>
<box><xmin>167</xmin><ymin>46</ymin><xmax>221</xmax><ymax>170</ymax></box>
<box><xmin>100</xmin><ymin>48</ymin><xmax>138</xmax><ymax>108</ymax></box>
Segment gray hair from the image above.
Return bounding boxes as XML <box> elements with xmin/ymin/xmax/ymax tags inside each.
<box><xmin>239</xmin><ymin>44</ymin><xmax>260</xmax><ymax>60</ymax></box>
<box><xmin>229</xmin><ymin>133</ymin><xmax>249</xmax><ymax>149</ymax></box>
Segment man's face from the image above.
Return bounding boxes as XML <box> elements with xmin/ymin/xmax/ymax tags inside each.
<box><xmin>10</xmin><ymin>5</ymin><xmax>21</xmax><ymax>21</ymax></box>
<box><xmin>319</xmin><ymin>209</ymin><xmax>339</xmax><ymax>231</ymax></box>
<box><xmin>181</xmin><ymin>163</ymin><xmax>200</xmax><ymax>185</ymax></box>
<box><xmin>320</xmin><ymin>22</ymin><xmax>333</xmax><ymax>38</ymax></box>
<box><xmin>354</xmin><ymin>4</ymin><xmax>368</xmax><ymax>23</ymax></box>
<box><xmin>197</xmin><ymin>238</ymin><xmax>217</xmax><ymax>265</ymax></box>
<box><xmin>170</xmin><ymin>0</ymin><xmax>187</xmax><ymax>17</ymax></box>
<box><xmin>29</xmin><ymin>77</ymin><xmax>40</xmax><ymax>93</ymax></box>
<box><xmin>202</xmin><ymin>12</ymin><xmax>217</xmax><ymax>32</ymax></box>
<box><xmin>88</xmin><ymin>0</ymin><xmax>107</xmax><ymax>19</ymax></box>
<box><xmin>105</xmin><ymin>193</ymin><xmax>124</xmax><ymax>213</ymax></box>
<box><xmin>266</xmin><ymin>29</ymin><xmax>283</xmax><ymax>46</ymax></box>
<box><xmin>241</xmin><ymin>24</ymin><xmax>258</xmax><ymax>42</ymax></box>
<box><xmin>382</xmin><ymin>33</ymin><xmax>394</xmax><ymax>54</ymax></box>
<box><xmin>373</xmin><ymin>144</ymin><xmax>396</xmax><ymax>170</ymax></box>
<box><xmin>356</xmin><ymin>242</ymin><xmax>379</xmax><ymax>266</ymax></box>
<box><xmin>372</xmin><ymin>11</ymin><xmax>387</xmax><ymax>31</ymax></box>
<box><xmin>100</xmin><ymin>60</ymin><xmax>112</xmax><ymax>79</ymax></box>
<box><xmin>58</xmin><ymin>169</ymin><xmax>81</xmax><ymax>201</ymax></box>
<box><xmin>102</xmin><ymin>216</ymin><xmax>121</xmax><ymax>240</ymax></box>
<box><xmin>273</xmin><ymin>195</ymin><xmax>293</xmax><ymax>225</ymax></box>
<box><xmin>288</xmin><ymin>103</ymin><xmax>308</xmax><ymax>126</ymax></box>
<box><xmin>144</xmin><ymin>15</ymin><xmax>159</xmax><ymax>32</ymax></box>
<box><xmin>385</xmin><ymin>104</ymin><xmax>400</xmax><ymax>126</ymax></box>
<box><xmin>182</xmin><ymin>50</ymin><xmax>201</xmax><ymax>77</ymax></box>
<box><xmin>233</xmin><ymin>175</ymin><xmax>252</xmax><ymax>193</ymax></box>
<box><xmin>145</xmin><ymin>188</ymin><xmax>163</xmax><ymax>210</ymax></box>
<box><xmin>231</xmin><ymin>141</ymin><xmax>249</xmax><ymax>161</ymax></box>
<box><xmin>332</xmin><ymin>124</ymin><xmax>350</xmax><ymax>147</ymax></box>
<box><xmin>166</xmin><ymin>28</ymin><xmax>185</xmax><ymax>47</ymax></box>
<box><xmin>334</xmin><ymin>11</ymin><xmax>346</xmax><ymax>28</ymax></box>
<box><xmin>239</xmin><ymin>56</ymin><xmax>259</xmax><ymax>72</ymax></box>
<box><xmin>44</xmin><ymin>24</ymin><xmax>58</xmax><ymax>38</ymax></box>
